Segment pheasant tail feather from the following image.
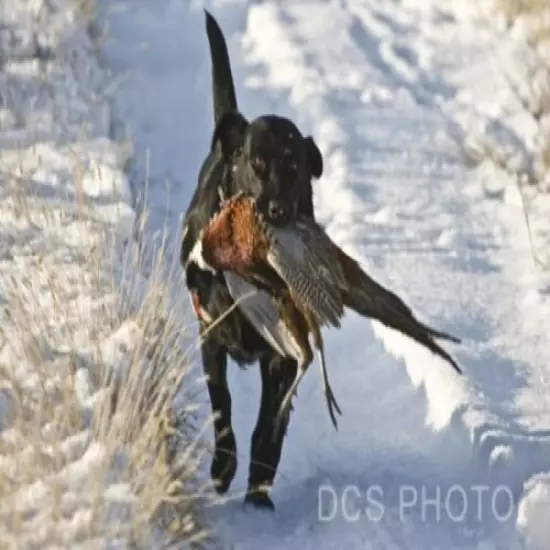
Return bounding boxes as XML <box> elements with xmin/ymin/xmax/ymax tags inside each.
<box><xmin>335</xmin><ymin>248</ymin><xmax>462</xmax><ymax>374</ymax></box>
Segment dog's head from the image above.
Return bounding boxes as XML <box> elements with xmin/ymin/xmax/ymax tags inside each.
<box><xmin>211</xmin><ymin>111</ymin><xmax>323</xmax><ymax>226</ymax></box>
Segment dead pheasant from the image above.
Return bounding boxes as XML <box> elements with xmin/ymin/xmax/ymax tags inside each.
<box><xmin>189</xmin><ymin>192</ymin><xmax>347</xmax><ymax>428</ymax></box>
<box><xmin>189</xmin><ymin>193</ymin><xmax>461</xmax><ymax>430</ymax></box>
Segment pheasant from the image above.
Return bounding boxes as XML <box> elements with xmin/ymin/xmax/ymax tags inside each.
<box><xmin>188</xmin><ymin>192</ymin><xmax>462</xmax><ymax>431</ymax></box>
<box><xmin>189</xmin><ymin>192</ymin><xmax>345</xmax><ymax>429</ymax></box>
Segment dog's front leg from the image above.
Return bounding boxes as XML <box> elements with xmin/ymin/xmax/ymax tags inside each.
<box><xmin>246</xmin><ymin>353</ymin><xmax>298</xmax><ymax>509</ymax></box>
<box><xmin>202</xmin><ymin>338</ymin><xmax>237</xmax><ymax>494</ymax></box>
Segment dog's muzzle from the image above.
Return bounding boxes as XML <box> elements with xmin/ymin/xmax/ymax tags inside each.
<box><xmin>266</xmin><ymin>199</ymin><xmax>290</xmax><ymax>225</ymax></box>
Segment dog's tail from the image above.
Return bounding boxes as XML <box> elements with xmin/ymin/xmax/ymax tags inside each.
<box><xmin>204</xmin><ymin>10</ymin><xmax>238</xmax><ymax>125</ymax></box>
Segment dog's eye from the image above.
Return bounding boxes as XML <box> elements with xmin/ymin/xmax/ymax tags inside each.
<box><xmin>252</xmin><ymin>156</ymin><xmax>266</xmax><ymax>175</ymax></box>
<box><xmin>283</xmin><ymin>149</ymin><xmax>298</xmax><ymax>172</ymax></box>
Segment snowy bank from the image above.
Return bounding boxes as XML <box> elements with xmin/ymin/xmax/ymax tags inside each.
<box><xmin>0</xmin><ymin>1</ymin><xmax>207</xmax><ymax>548</ymax></box>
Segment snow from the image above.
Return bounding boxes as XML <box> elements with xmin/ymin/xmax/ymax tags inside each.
<box><xmin>100</xmin><ymin>0</ymin><xmax>550</xmax><ymax>546</ymax></box>
<box><xmin>3</xmin><ymin>0</ymin><xmax>550</xmax><ymax>547</ymax></box>
<box><xmin>0</xmin><ymin>1</ymin><xmax>201</xmax><ymax>548</ymax></box>
<box><xmin>517</xmin><ymin>473</ymin><xmax>550</xmax><ymax>550</ymax></box>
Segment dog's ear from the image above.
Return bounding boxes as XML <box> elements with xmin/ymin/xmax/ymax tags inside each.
<box><xmin>303</xmin><ymin>136</ymin><xmax>323</xmax><ymax>178</ymax></box>
<box><xmin>211</xmin><ymin>111</ymin><xmax>248</xmax><ymax>158</ymax></box>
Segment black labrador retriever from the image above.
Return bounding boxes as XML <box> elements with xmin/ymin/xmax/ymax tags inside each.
<box><xmin>180</xmin><ymin>11</ymin><xmax>323</xmax><ymax>509</ymax></box>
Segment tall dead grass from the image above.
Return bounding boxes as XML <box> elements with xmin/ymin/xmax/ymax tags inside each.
<box><xmin>459</xmin><ymin>0</ymin><xmax>550</xmax><ymax>267</ymax></box>
<box><xmin>497</xmin><ymin>0</ymin><xmax>550</xmax><ymax>187</ymax></box>
<box><xmin>0</xmin><ymin>167</ymin><xmax>211</xmax><ymax>548</ymax></box>
<box><xmin>499</xmin><ymin>0</ymin><xmax>550</xmax><ymax>43</ymax></box>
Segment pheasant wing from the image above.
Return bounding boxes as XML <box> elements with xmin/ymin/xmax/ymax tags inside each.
<box><xmin>293</xmin><ymin>220</ymin><xmax>349</xmax><ymax>289</ymax></box>
<box><xmin>223</xmin><ymin>271</ymin><xmax>305</xmax><ymax>362</ymax></box>
<box><xmin>263</xmin><ymin>224</ymin><xmax>345</xmax><ymax>328</ymax></box>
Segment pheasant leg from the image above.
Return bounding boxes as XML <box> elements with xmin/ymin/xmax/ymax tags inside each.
<box><xmin>273</xmin><ymin>365</ymin><xmax>306</xmax><ymax>438</ymax></box>
<box><xmin>310</xmin><ymin>321</ymin><xmax>342</xmax><ymax>429</ymax></box>
<box><xmin>317</xmin><ymin>347</ymin><xmax>342</xmax><ymax>429</ymax></box>
<box><xmin>273</xmin><ymin>351</ymin><xmax>342</xmax><ymax>435</ymax></box>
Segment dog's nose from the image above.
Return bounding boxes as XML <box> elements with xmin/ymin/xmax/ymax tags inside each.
<box><xmin>267</xmin><ymin>200</ymin><xmax>286</xmax><ymax>222</ymax></box>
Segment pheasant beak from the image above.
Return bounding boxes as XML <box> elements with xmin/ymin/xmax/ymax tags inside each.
<box><xmin>188</xmin><ymin>232</ymin><xmax>217</xmax><ymax>274</ymax></box>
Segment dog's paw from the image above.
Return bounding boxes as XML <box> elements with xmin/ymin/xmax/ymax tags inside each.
<box><xmin>244</xmin><ymin>486</ymin><xmax>275</xmax><ymax>511</ymax></box>
<box><xmin>211</xmin><ymin>433</ymin><xmax>237</xmax><ymax>494</ymax></box>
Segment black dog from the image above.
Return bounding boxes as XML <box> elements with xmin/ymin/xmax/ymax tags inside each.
<box><xmin>180</xmin><ymin>11</ymin><xmax>324</xmax><ymax>509</ymax></box>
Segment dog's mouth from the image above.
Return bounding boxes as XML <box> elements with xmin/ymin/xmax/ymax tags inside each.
<box><xmin>264</xmin><ymin>199</ymin><xmax>298</xmax><ymax>227</ymax></box>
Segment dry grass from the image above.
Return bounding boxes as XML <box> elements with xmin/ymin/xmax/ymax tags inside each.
<box><xmin>0</xmin><ymin>163</ymin><xmax>211</xmax><ymax>549</ymax></box>
<box><xmin>458</xmin><ymin>0</ymin><xmax>550</xmax><ymax>267</ymax></box>
<box><xmin>496</xmin><ymin>0</ymin><xmax>550</xmax><ymax>183</ymax></box>
<box><xmin>499</xmin><ymin>0</ymin><xmax>550</xmax><ymax>42</ymax></box>
<box><xmin>499</xmin><ymin>0</ymin><xmax>548</xmax><ymax>17</ymax></box>
<box><xmin>0</xmin><ymin>1</ymin><xmax>215</xmax><ymax>546</ymax></box>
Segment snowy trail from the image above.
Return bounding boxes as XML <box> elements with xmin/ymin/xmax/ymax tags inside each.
<box><xmin>100</xmin><ymin>0</ymin><xmax>550</xmax><ymax>548</ymax></box>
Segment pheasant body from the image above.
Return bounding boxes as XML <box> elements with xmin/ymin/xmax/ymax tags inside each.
<box><xmin>200</xmin><ymin>194</ymin><xmax>346</xmax><ymax>328</ymax></box>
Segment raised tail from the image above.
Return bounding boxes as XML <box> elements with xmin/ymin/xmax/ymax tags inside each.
<box><xmin>204</xmin><ymin>10</ymin><xmax>238</xmax><ymax>125</ymax></box>
<box><xmin>336</xmin><ymin>249</ymin><xmax>462</xmax><ymax>374</ymax></box>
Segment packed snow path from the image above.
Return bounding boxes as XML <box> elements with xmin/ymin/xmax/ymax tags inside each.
<box><xmin>101</xmin><ymin>0</ymin><xmax>550</xmax><ymax>548</ymax></box>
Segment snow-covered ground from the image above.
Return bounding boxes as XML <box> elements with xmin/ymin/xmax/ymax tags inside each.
<box><xmin>0</xmin><ymin>1</ymin><xmax>203</xmax><ymax>548</ymax></box>
<box><xmin>3</xmin><ymin>0</ymin><xmax>550</xmax><ymax>548</ymax></box>
<box><xmin>100</xmin><ymin>0</ymin><xmax>550</xmax><ymax>546</ymax></box>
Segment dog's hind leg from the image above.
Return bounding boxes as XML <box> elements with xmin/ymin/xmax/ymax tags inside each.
<box><xmin>246</xmin><ymin>353</ymin><xmax>298</xmax><ymax>510</ymax></box>
<box><xmin>202</xmin><ymin>339</ymin><xmax>237</xmax><ymax>495</ymax></box>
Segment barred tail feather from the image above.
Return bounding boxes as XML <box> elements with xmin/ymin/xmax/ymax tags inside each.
<box><xmin>336</xmin><ymin>249</ymin><xmax>462</xmax><ymax>373</ymax></box>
